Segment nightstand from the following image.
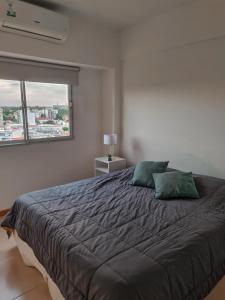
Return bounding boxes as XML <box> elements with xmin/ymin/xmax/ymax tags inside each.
<box><xmin>95</xmin><ymin>156</ymin><xmax>126</xmax><ymax>176</ymax></box>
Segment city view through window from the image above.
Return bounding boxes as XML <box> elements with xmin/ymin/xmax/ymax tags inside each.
<box><xmin>0</xmin><ymin>79</ymin><xmax>72</xmax><ymax>144</ymax></box>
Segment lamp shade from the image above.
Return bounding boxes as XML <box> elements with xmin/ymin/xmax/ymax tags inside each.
<box><xmin>103</xmin><ymin>134</ymin><xmax>117</xmax><ymax>145</ymax></box>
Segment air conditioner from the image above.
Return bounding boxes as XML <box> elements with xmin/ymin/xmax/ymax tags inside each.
<box><xmin>0</xmin><ymin>0</ymin><xmax>69</xmax><ymax>43</ymax></box>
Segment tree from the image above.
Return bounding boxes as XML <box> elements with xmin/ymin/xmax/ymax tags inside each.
<box><xmin>56</xmin><ymin>108</ymin><xmax>68</xmax><ymax>121</ymax></box>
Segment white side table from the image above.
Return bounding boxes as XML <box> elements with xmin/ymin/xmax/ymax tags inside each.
<box><xmin>95</xmin><ymin>156</ymin><xmax>126</xmax><ymax>176</ymax></box>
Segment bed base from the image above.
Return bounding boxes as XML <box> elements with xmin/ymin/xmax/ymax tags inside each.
<box><xmin>14</xmin><ymin>232</ymin><xmax>225</xmax><ymax>300</ymax></box>
<box><xmin>14</xmin><ymin>232</ymin><xmax>64</xmax><ymax>300</ymax></box>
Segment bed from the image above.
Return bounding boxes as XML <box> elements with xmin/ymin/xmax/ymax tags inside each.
<box><xmin>2</xmin><ymin>167</ymin><xmax>225</xmax><ymax>300</ymax></box>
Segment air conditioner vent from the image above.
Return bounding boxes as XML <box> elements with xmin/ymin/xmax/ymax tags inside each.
<box><xmin>0</xmin><ymin>0</ymin><xmax>69</xmax><ymax>43</ymax></box>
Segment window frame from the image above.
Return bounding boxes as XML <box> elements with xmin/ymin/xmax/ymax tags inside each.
<box><xmin>0</xmin><ymin>80</ymin><xmax>73</xmax><ymax>147</ymax></box>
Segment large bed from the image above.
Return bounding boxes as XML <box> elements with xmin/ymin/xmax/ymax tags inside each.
<box><xmin>2</xmin><ymin>167</ymin><xmax>225</xmax><ymax>300</ymax></box>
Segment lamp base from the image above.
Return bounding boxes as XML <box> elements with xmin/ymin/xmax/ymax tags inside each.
<box><xmin>107</xmin><ymin>154</ymin><xmax>112</xmax><ymax>162</ymax></box>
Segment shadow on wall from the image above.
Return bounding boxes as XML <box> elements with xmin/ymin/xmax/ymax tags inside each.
<box><xmin>130</xmin><ymin>137</ymin><xmax>145</xmax><ymax>164</ymax></box>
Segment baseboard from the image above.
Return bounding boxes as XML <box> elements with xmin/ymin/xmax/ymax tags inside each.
<box><xmin>0</xmin><ymin>208</ymin><xmax>10</xmax><ymax>217</ymax></box>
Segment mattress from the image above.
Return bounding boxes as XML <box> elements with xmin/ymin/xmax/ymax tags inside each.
<box><xmin>2</xmin><ymin>167</ymin><xmax>225</xmax><ymax>300</ymax></box>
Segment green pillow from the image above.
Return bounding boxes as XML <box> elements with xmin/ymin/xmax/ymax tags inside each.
<box><xmin>132</xmin><ymin>161</ymin><xmax>169</xmax><ymax>188</ymax></box>
<box><xmin>153</xmin><ymin>171</ymin><xmax>200</xmax><ymax>199</ymax></box>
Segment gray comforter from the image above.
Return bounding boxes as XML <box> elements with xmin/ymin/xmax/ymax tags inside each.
<box><xmin>2</xmin><ymin>167</ymin><xmax>225</xmax><ymax>300</ymax></box>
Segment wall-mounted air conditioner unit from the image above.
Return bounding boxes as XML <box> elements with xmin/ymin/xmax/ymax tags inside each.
<box><xmin>0</xmin><ymin>0</ymin><xmax>69</xmax><ymax>43</ymax></box>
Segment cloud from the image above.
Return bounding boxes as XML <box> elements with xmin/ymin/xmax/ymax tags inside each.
<box><xmin>26</xmin><ymin>82</ymin><xmax>68</xmax><ymax>106</ymax></box>
<box><xmin>0</xmin><ymin>79</ymin><xmax>69</xmax><ymax>107</ymax></box>
<box><xmin>0</xmin><ymin>79</ymin><xmax>21</xmax><ymax>106</ymax></box>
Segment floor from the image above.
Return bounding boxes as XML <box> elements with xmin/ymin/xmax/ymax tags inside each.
<box><xmin>0</xmin><ymin>222</ymin><xmax>51</xmax><ymax>300</ymax></box>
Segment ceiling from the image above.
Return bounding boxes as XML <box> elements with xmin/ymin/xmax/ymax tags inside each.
<box><xmin>22</xmin><ymin>0</ymin><xmax>196</xmax><ymax>29</ymax></box>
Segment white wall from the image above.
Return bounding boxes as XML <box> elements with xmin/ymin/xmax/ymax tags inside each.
<box><xmin>121</xmin><ymin>0</ymin><xmax>225</xmax><ymax>179</ymax></box>
<box><xmin>0</xmin><ymin>68</ymin><xmax>102</xmax><ymax>209</ymax></box>
<box><xmin>0</xmin><ymin>16</ymin><xmax>119</xmax><ymax>69</ymax></box>
<box><xmin>0</xmin><ymin>15</ymin><xmax>120</xmax><ymax>209</ymax></box>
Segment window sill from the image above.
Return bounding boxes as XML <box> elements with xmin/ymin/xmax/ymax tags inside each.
<box><xmin>0</xmin><ymin>136</ymin><xmax>74</xmax><ymax>148</ymax></box>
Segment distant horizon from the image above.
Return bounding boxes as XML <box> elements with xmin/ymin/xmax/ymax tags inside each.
<box><xmin>0</xmin><ymin>79</ymin><xmax>69</xmax><ymax>106</ymax></box>
<box><xmin>0</xmin><ymin>105</ymin><xmax>68</xmax><ymax>108</ymax></box>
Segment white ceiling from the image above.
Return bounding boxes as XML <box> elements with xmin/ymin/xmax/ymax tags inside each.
<box><xmin>24</xmin><ymin>0</ymin><xmax>196</xmax><ymax>29</ymax></box>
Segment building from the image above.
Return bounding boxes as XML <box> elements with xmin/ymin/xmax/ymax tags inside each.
<box><xmin>27</xmin><ymin>110</ymin><xmax>36</xmax><ymax>126</ymax></box>
<box><xmin>48</xmin><ymin>108</ymin><xmax>58</xmax><ymax>120</ymax></box>
<box><xmin>17</xmin><ymin>110</ymin><xmax>23</xmax><ymax>124</ymax></box>
<box><xmin>0</xmin><ymin>107</ymin><xmax>3</xmax><ymax>127</ymax></box>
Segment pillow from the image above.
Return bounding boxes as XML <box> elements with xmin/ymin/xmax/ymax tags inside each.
<box><xmin>132</xmin><ymin>161</ymin><xmax>169</xmax><ymax>188</ymax></box>
<box><xmin>153</xmin><ymin>171</ymin><xmax>200</xmax><ymax>199</ymax></box>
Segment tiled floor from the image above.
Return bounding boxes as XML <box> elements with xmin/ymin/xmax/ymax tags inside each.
<box><xmin>0</xmin><ymin>224</ymin><xmax>51</xmax><ymax>300</ymax></box>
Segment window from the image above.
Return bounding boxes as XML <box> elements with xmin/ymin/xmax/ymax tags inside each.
<box><xmin>0</xmin><ymin>79</ymin><xmax>72</xmax><ymax>146</ymax></box>
<box><xmin>25</xmin><ymin>82</ymin><xmax>72</xmax><ymax>140</ymax></box>
<box><xmin>0</xmin><ymin>80</ymin><xmax>24</xmax><ymax>144</ymax></box>
<box><xmin>0</xmin><ymin>56</ymin><xmax>79</xmax><ymax>146</ymax></box>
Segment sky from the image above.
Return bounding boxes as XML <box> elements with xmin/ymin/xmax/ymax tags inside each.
<box><xmin>0</xmin><ymin>79</ymin><xmax>68</xmax><ymax>106</ymax></box>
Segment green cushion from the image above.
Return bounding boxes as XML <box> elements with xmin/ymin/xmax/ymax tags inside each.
<box><xmin>132</xmin><ymin>161</ymin><xmax>169</xmax><ymax>188</ymax></box>
<box><xmin>153</xmin><ymin>171</ymin><xmax>200</xmax><ymax>199</ymax></box>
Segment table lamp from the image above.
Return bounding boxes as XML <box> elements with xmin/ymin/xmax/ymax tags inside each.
<box><xmin>104</xmin><ymin>134</ymin><xmax>117</xmax><ymax>161</ymax></box>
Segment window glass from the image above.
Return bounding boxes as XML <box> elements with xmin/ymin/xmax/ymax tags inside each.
<box><xmin>0</xmin><ymin>79</ymin><xmax>24</xmax><ymax>143</ymax></box>
<box><xmin>25</xmin><ymin>82</ymin><xmax>71</xmax><ymax>140</ymax></box>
